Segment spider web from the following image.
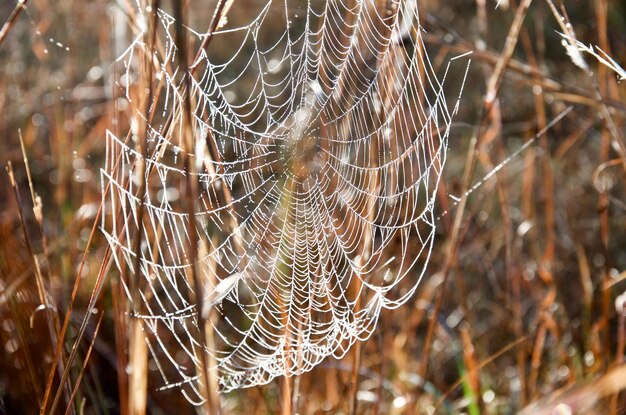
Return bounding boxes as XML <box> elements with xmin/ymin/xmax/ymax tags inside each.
<box><xmin>102</xmin><ymin>0</ymin><xmax>457</xmax><ymax>401</ymax></box>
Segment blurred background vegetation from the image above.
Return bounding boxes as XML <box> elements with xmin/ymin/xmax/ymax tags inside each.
<box><xmin>1</xmin><ymin>0</ymin><xmax>625</xmax><ymax>414</ymax></box>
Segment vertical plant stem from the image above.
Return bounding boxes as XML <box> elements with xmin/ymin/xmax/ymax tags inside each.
<box><xmin>126</xmin><ymin>3</ymin><xmax>160</xmax><ymax>413</ymax></box>
<box><xmin>128</xmin><ymin>319</ymin><xmax>148</xmax><ymax>415</ymax></box>
<box><xmin>173</xmin><ymin>1</ymin><xmax>220</xmax><ymax>412</ymax></box>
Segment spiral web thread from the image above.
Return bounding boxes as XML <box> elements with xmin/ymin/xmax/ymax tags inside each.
<box><xmin>101</xmin><ymin>0</ymin><xmax>457</xmax><ymax>401</ymax></box>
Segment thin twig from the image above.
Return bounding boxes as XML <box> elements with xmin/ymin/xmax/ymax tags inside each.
<box><xmin>0</xmin><ymin>0</ymin><xmax>28</xmax><ymax>47</ymax></box>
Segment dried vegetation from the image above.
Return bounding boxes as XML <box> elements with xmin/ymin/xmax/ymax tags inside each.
<box><xmin>0</xmin><ymin>0</ymin><xmax>625</xmax><ymax>414</ymax></box>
